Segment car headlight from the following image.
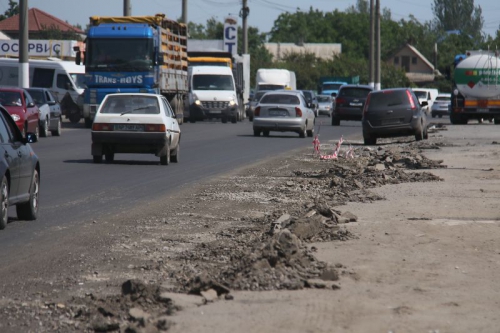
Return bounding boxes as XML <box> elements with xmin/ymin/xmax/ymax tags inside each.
<box><xmin>325</xmin><ymin>106</ymin><xmax>330</xmax><ymax>110</ymax></box>
<box><xmin>11</xmin><ymin>114</ymin><xmax>20</xmax><ymax>121</ymax></box>
<box><xmin>229</xmin><ymin>100</ymin><xmax>236</xmax><ymax>106</ymax></box>
<box><xmin>195</xmin><ymin>99</ymin><xmax>201</xmax><ymax>106</ymax></box>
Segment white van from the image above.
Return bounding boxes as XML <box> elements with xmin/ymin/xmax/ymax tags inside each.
<box><xmin>0</xmin><ymin>58</ymin><xmax>85</xmax><ymax>122</ymax></box>
<box><xmin>186</xmin><ymin>66</ymin><xmax>243</xmax><ymax>123</ymax></box>
<box><xmin>412</xmin><ymin>88</ymin><xmax>439</xmax><ymax>114</ymax></box>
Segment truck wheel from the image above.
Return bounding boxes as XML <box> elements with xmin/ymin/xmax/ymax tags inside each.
<box><xmin>105</xmin><ymin>153</ymin><xmax>114</xmax><ymax>163</ymax></box>
<box><xmin>253</xmin><ymin>129</ymin><xmax>261</xmax><ymax>137</ymax></box>
<box><xmin>84</xmin><ymin>117</ymin><xmax>93</xmax><ymax>128</ymax></box>
<box><xmin>93</xmin><ymin>155</ymin><xmax>103</xmax><ymax>163</ymax></box>
<box><xmin>69</xmin><ymin>113</ymin><xmax>81</xmax><ymax>124</ymax></box>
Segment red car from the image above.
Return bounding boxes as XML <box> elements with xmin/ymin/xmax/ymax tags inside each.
<box><xmin>0</xmin><ymin>87</ymin><xmax>40</xmax><ymax>137</ymax></box>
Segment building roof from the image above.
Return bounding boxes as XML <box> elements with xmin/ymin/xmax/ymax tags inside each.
<box><xmin>265</xmin><ymin>43</ymin><xmax>342</xmax><ymax>61</ymax></box>
<box><xmin>0</xmin><ymin>8</ymin><xmax>84</xmax><ymax>34</ymax></box>
<box><xmin>399</xmin><ymin>43</ymin><xmax>434</xmax><ymax>71</ymax></box>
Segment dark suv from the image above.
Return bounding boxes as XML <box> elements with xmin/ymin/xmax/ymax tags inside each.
<box><xmin>332</xmin><ymin>85</ymin><xmax>373</xmax><ymax>125</ymax></box>
<box><xmin>300</xmin><ymin>90</ymin><xmax>319</xmax><ymax>117</ymax></box>
<box><xmin>362</xmin><ymin>88</ymin><xmax>428</xmax><ymax>145</ymax></box>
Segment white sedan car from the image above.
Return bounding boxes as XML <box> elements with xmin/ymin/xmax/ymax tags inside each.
<box><xmin>91</xmin><ymin>93</ymin><xmax>181</xmax><ymax>165</ymax></box>
<box><xmin>252</xmin><ymin>90</ymin><xmax>316</xmax><ymax>138</ymax></box>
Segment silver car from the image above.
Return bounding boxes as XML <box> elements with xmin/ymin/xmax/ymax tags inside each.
<box><xmin>431</xmin><ymin>93</ymin><xmax>451</xmax><ymax>118</ymax></box>
<box><xmin>253</xmin><ymin>90</ymin><xmax>315</xmax><ymax>138</ymax></box>
<box><xmin>317</xmin><ymin>95</ymin><xmax>333</xmax><ymax>117</ymax></box>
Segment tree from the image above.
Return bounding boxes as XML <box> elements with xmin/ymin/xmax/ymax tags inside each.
<box><xmin>432</xmin><ymin>0</ymin><xmax>484</xmax><ymax>40</ymax></box>
<box><xmin>0</xmin><ymin>0</ymin><xmax>18</xmax><ymax>21</ymax></box>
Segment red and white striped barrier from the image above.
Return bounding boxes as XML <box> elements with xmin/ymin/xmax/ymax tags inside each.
<box><xmin>313</xmin><ymin>135</ymin><xmax>356</xmax><ymax>160</ymax></box>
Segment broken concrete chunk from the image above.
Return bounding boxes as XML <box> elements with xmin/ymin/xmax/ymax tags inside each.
<box><xmin>201</xmin><ymin>289</ymin><xmax>219</xmax><ymax>303</ymax></box>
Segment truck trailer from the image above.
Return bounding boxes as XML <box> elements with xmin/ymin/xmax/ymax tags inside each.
<box><xmin>75</xmin><ymin>14</ymin><xmax>188</xmax><ymax>127</ymax></box>
<box><xmin>450</xmin><ymin>51</ymin><xmax>500</xmax><ymax>124</ymax></box>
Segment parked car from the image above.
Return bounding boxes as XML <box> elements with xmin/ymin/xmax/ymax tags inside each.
<box><xmin>91</xmin><ymin>93</ymin><xmax>181</xmax><ymax>165</ymax></box>
<box><xmin>362</xmin><ymin>88</ymin><xmax>428</xmax><ymax>145</ymax></box>
<box><xmin>0</xmin><ymin>105</ymin><xmax>40</xmax><ymax>229</ymax></box>
<box><xmin>300</xmin><ymin>90</ymin><xmax>319</xmax><ymax>117</ymax></box>
<box><xmin>253</xmin><ymin>90</ymin><xmax>315</xmax><ymax>138</ymax></box>
<box><xmin>0</xmin><ymin>87</ymin><xmax>40</xmax><ymax>137</ymax></box>
<box><xmin>317</xmin><ymin>95</ymin><xmax>334</xmax><ymax>117</ymax></box>
<box><xmin>26</xmin><ymin>88</ymin><xmax>62</xmax><ymax>137</ymax></box>
<box><xmin>246</xmin><ymin>90</ymin><xmax>270</xmax><ymax>122</ymax></box>
<box><xmin>431</xmin><ymin>93</ymin><xmax>451</xmax><ymax>118</ymax></box>
<box><xmin>332</xmin><ymin>84</ymin><xmax>373</xmax><ymax>126</ymax></box>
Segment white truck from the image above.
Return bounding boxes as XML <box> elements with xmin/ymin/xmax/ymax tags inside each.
<box><xmin>0</xmin><ymin>58</ymin><xmax>85</xmax><ymax>123</ymax></box>
<box><xmin>255</xmin><ymin>68</ymin><xmax>296</xmax><ymax>91</ymax></box>
<box><xmin>187</xmin><ymin>66</ymin><xmax>243</xmax><ymax>123</ymax></box>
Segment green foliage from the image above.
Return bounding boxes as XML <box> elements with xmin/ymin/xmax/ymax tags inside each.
<box><xmin>35</xmin><ymin>25</ymin><xmax>83</xmax><ymax>41</ymax></box>
<box><xmin>0</xmin><ymin>0</ymin><xmax>18</xmax><ymax>21</ymax></box>
<box><xmin>432</xmin><ymin>0</ymin><xmax>484</xmax><ymax>40</ymax></box>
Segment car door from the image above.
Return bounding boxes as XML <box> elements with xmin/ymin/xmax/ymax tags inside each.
<box><xmin>0</xmin><ymin>107</ymin><xmax>23</xmax><ymax>199</ymax></box>
<box><xmin>46</xmin><ymin>90</ymin><xmax>61</xmax><ymax>117</ymax></box>
<box><xmin>161</xmin><ymin>98</ymin><xmax>180</xmax><ymax>148</ymax></box>
<box><xmin>23</xmin><ymin>91</ymin><xmax>40</xmax><ymax>133</ymax></box>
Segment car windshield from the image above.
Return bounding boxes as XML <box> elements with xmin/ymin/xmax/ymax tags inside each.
<box><xmin>323</xmin><ymin>83</ymin><xmax>343</xmax><ymax>90</ymax></box>
<box><xmin>26</xmin><ymin>90</ymin><xmax>44</xmax><ymax>105</ymax></box>
<box><xmin>254</xmin><ymin>91</ymin><xmax>268</xmax><ymax>101</ymax></box>
<box><xmin>100</xmin><ymin>96</ymin><xmax>160</xmax><ymax>114</ymax></box>
<box><xmin>193</xmin><ymin>74</ymin><xmax>234</xmax><ymax>91</ymax></box>
<box><xmin>302</xmin><ymin>91</ymin><xmax>312</xmax><ymax>99</ymax></box>
<box><xmin>317</xmin><ymin>96</ymin><xmax>331</xmax><ymax>103</ymax></box>
<box><xmin>369</xmin><ymin>91</ymin><xmax>407</xmax><ymax>108</ymax></box>
<box><xmin>0</xmin><ymin>91</ymin><xmax>22</xmax><ymax>106</ymax></box>
<box><xmin>339</xmin><ymin>88</ymin><xmax>371</xmax><ymax>98</ymax></box>
<box><xmin>260</xmin><ymin>94</ymin><xmax>300</xmax><ymax>105</ymax></box>
<box><xmin>436</xmin><ymin>96</ymin><xmax>450</xmax><ymax>101</ymax></box>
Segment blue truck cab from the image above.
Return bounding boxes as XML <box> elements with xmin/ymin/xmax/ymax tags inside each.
<box><xmin>321</xmin><ymin>81</ymin><xmax>347</xmax><ymax>98</ymax></box>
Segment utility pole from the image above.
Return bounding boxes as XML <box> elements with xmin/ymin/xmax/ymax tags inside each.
<box><xmin>368</xmin><ymin>0</ymin><xmax>375</xmax><ymax>88</ymax></box>
<box><xmin>375</xmin><ymin>0</ymin><xmax>381</xmax><ymax>91</ymax></box>
<box><xmin>19</xmin><ymin>0</ymin><xmax>28</xmax><ymax>88</ymax></box>
<box><xmin>182</xmin><ymin>0</ymin><xmax>188</xmax><ymax>23</ymax></box>
<box><xmin>240</xmin><ymin>0</ymin><xmax>249</xmax><ymax>54</ymax></box>
<box><xmin>123</xmin><ymin>0</ymin><xmax>131</xmax><ymax>16</ymax></box>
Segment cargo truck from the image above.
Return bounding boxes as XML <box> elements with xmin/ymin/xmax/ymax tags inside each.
<box><xmin>318</xmin><ymin>76</ymin><xmax>359</xmax><ymax>97</ymax></box>
<box><xmin>450</xmin><ymin>51</ymin><xmax>500</xmax><ymax>124</ymax></box>
<box><xmin>255</xmin><ymin>68</ymin><xmax>296</xmax><ymax>91</ymax></box>
<box><xmin>75</xmin><ymin>14</ymin><xmax>188</xmax><ymax>127</ymax></box>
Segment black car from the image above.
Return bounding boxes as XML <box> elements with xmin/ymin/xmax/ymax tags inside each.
<box><xmin>332</xmin><ymin>85</ymin><xmax>373</xmax><ymax>125</ymax></box>
<box><xmin>0</xmin><ymin>105</ymin><xmax>40</xmax><ymax>229</ymax></box>
<box><xmin>300</xmin><ymin>90</ymin><xmax>319</xmax><ymax>117</ymax></box>
<box><xmin>362</xmin><ymin>88</ymin><xmax>428</xmax><ymax>145</ymax></box>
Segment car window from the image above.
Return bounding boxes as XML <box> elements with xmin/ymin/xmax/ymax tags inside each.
<box><xmin>45</xmin><ymin>91</ymin><xmax>53</xmax><ymax>103</ymax></box>
<box><xmin>413</xmin><ymin>91</ymin><xmax>427</xmax><ymax>99</ymax></box>
<box><xmin>339</xmin><ymin>88</ymin><xmax>371</xmax><ymax>98</ymax></box>
<box><xmin>57</xmin><ymin>74</ymin><xmax>72</xmax><ymax>90</ymax></box>
<box><xmin>0</xmin><ymin>107</ymin><xmax>21</xmax><ymax>142</ymax></box>
<box><xmin>260</xmin><ymin>94</ymin><xmax>300</xmax><ymax>105</ymax></box>
<box><xmin>27</xmin><ymin>90</ymin><xmax>44</xmax><ymax>105</ymax></box>
<box><xmin>0</xmin><ymin>109</ymin><xmax>11</xmax><ymax>143</ymax></box>
<box><xmin>0</xmin><ymin>91</ymin><xmax>22</xmax><ymax>106</ymax></box>
<box><xmin>100</xmin><ymin>96</ymin><xmax>160</xmax><ymax>114</ymax></box>
<box><xmin>369</xmin><ymin>91</ymin><xmax>408</xmax><ymax>108</ymax></box>
<box><xmin>255</xmin><ymin>91</ymin><xmax>267</xmax><ymax>101</ymax></box>
<box><xmin>162</xmin><ymin>98</ymin><xmax>174</xmax><ymax>118</ymax></box>
<box><xmin>302</xmin><ymin>91</ymin><xmax>312</xmax><ymax>99</ymax></box>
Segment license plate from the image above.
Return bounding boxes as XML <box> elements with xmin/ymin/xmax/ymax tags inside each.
<box><xmin>114</xmin><ymin>124</ymin><xmax>144</xmax><ymax>131</ymax></box>
<box><xmin>209</xmin><ymin>110</ymin><xmax>222</xmax><ymax>114</ymax></box>
<box><xmin>477</xmin><ymin>108</ymin><xmax>489</xmax><ymax>112</ymax></box>
<box><xmin>381</xmin><ymin>119</ymin><xmax>400</xmax><ymax>125</ymax></box>
<box><xmin>269</xmin><ymin>110</ymin><xmax>288</xmax><ymax>116</ymax></box>
<box><xmin>350</xmin><ymin>103</ymin><xmax>362</xmax><ymax>106</ymax></box>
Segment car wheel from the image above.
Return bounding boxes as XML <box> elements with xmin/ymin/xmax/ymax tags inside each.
<box><xmin>231</xmin><ymin>115</ymin><xmax>237</xmax><ymax>124</ymax></box>
<box><xmin>221</xmin><ymin>116</ymin><xmax>228</xmax><ymax>124</ymax></box>
<box><xmin>431</xmin><ymin>114</ymin><xmax>436</xmax><ymax>118</ymax></box>
<box><xmin>40</xmin><ymin>118</ymin><xmax>49</xmax><ymax>137</ymax></box>
<box><xmin>263</xmin><ymin>130</ymin><xmax>270</xmax><ymax>137</ymax></box>
<box><xmin>93</xmin><ymin>155</ymin><xmax>103</xmax><ymax>163</ymax></box>
<box><xmin>51</xmin><ymin>117</ymin><xmax>62</xmax><ymax>136</ymax></box>
<box><xmin>0</xmin><ymin>176</ymin><xmax>8</xmax><ymax>230</ymax></box>
<box><xmin>331</xmin><ymin>116</ymin><xmax>340</xmax><ymax>126</ymax></box>
<box><xmin>105</xmin><ymin>153</ymin><xmax>114</xmax><ymax>163</ymax></box>
<box><xmin>299</xmin><ymin>127</ymin><xmax>306</xmax><ymax>138</ymax></box>
<box><xmin>171</xmin><ymin>143</ymin><xmax>180</xmax><ymax>163</ymax></box>
<box><xmin>160</xmin><ymin>142</ymin><xmax>170</xmax><ymax>165</ymax></box>
<box><xmin>363</xmin><ymin>136</ymin><xmax>377</xmax><ymax>145</ymax></box>
<box><xmin>253</xmin><ymin>129</ymin><xmax>260</xmax><ymax>137</ymax></box>
<box><xmin>34</xmin><ymin>123</ymin><xmax>40</xmax><ymax>138</ymax></box>
<box><xmin>69</xmin><ymin>113</ymin><xmax>81</xmax><ymax>124</ymax></box>
<box><xmin>189</xmin><ymin>118</ymin><xmax>196</xmax><ymax>123</ymax></box>
<box><xmin>415</xmin><ymin>122</ymin><xmax>424</xmax><ymax>141</ymax></box>
<box><xmin>16</xmin><ymin>169</ymin><xmax>39</xmax><ymax>221</ymax></box>
<box><xmin>306</xmin><ymin>124</ymin><xmax>314</xmax><ymax>137</ymax></box>
<box><xmin>438</xmin><ymin>115</ymin><xmax>443</xmax><ymax>118</ymax></box>
<box><xmin>249</xmin><ymin>115</ymin><xmax>254</xmax><ymax>122</ymax></box>
<box><xmin>423</xmin><ymin>125</ymin><xmax>429</xmax><ymax>139</ymax></box>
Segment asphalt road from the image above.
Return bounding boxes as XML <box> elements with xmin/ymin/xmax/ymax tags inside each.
<box><xmin>0</xmin><ymin>116</ymin><xmax>364</xmax><ymax>250</ymax></box>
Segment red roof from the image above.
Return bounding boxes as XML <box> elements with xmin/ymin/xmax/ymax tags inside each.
<box><xmin>0</xmin><ymin>8</ymin><xmax>84</xmax><ymax>34</ymax></box>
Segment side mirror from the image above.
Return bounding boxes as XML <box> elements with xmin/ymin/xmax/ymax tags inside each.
<box><xmin>421</xmin><ymin>100</ymin><xmax>429</xmax><ymax>107</ymax></box>
<box><xmin>307</xmin><ymin>102</ymin><xmax>312</xmax><ymax>108</ymax></box>
<box><xmin>27</xmin><ymin>102</ymin><xmax>35</xmax><ymax>107</ymax></box>
<box><xmin>25</xmin><ymin>132</ymin><xmax>38</xmax><ymax>143</ymax></box>
<box><xmin>48</xmin><ymin>100</ymin><xmax>56</xmax><ymax>106</ymax></box>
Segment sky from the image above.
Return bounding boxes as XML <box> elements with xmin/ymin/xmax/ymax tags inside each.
<box><xmin>5</xmin><ymin>0</ymin><xmax>500</xmax><ymax>38</ymax></box>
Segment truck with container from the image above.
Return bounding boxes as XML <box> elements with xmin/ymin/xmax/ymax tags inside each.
<box><xmin>186</xmin><ymin>51</ymin><xmax>247</xmax><ymax>122</ymax></box>
<box><xmin>450</xmin><ymin>51</ymin><xmax>500</xmax><ymax>124</ymax></box>
<box><xmin>318</xmin><ymin>76</ymin><xmax>359</xmax><ymax>97</ymax></box>
<box><xmin>255</xmin><ymin>68</ymin><xmax>296</xmax><ymax>92</ymax></box>
<box><xmin>75</xmin><ymin>14</ymin><xmax>188</xmax><ymax>127</ymax></box>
